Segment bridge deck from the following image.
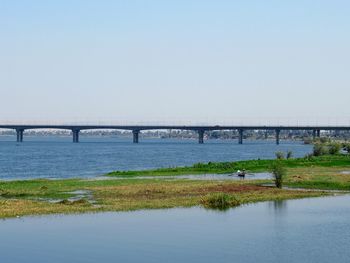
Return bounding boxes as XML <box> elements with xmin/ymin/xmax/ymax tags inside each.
<box><xmin>0</xmin><ymin>125</ymin><xmax>350</xmax><ymax>131</ymax></box>
<box><xmin>0</xmin><ymin>124</ymin><xmax>348</xmax><ymax>144</ymax></box>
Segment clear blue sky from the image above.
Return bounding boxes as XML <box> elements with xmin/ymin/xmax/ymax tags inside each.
<box><xmin>1</xmin><ymin>0</ymin><xmax>349</xmax><ymax>125</ymax></box>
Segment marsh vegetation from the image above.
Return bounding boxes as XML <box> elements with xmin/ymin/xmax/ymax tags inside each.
<box><xmin>1</xmin><ymin>140</ymin><xmax>350</xmax><ymax>218</ymax></box>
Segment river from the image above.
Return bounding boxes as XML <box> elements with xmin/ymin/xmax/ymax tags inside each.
<box><xmin>0</xmin><ymin>136</ymin><xmax>312</xmax><ymax>180</ymax></box>
<box><xmin>1</xmin><ymin>195</ymin><xmax>349</xmax><ymax>263</ymax></box>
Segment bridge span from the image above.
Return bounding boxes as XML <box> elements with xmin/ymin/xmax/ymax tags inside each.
<box><xmin>0</xmin><ymin>124</ymin><xmax>349</xmax><ymax>144</ymax></box>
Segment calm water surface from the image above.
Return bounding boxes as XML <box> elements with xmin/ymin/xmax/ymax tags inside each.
<box><xmin>1</xmin><ymin>195</ymin><xmax>349</xmax><ymax>263</ymax></box>
<box><xmin>0</xmin><ymin>136</ymin><xmax>312</xmax><ymax>180</ymax></box>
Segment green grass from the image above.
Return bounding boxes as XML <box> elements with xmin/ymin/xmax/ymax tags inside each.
<box><xmin>201</xmin><ymin>193</ymin><xmax>241</xmax><ymax>210</ymax></box>
<box><xmin>1</xmin><ymin>154</ymin><xmax>350</xmax><ymax>219</ymax></box>
<box><xmin>0</xmin><ymin>178</ymin><xmax>329</xmax><ymax>219</ymax></box>
<box><xmin>107</xmin><ymin>155</ymin><xmax>350</xmax><ymax>177</ymax></box>
<box><xmin>286</xmin><ymin>181</ymin><xmax>350</xmax><ymax>190</ymax></box>
<box><xmin>283</xmin><ymin>165</ymin><xmax>350</xmax><ymax>191</ymax></box>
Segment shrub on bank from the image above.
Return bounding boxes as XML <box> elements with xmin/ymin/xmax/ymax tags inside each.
<box><xmin>270</xmin><ymin>161</ymin><xmax>286</xmax><ymax>188</ymax></box>
<box><xmin>329</xmin><ymin>143</ymin><xmax>341</xmax><ymax>155</ymax></box>
<box><xmin>313</xmin><ymin>142</ymin><xmax>341</xmax><ymax>156</ymax></box>
<box><xmin>275</xmin><ymin>152</ymin><xmax>285</xmax><ymax>160</ymax></box>
<box><xmin>320</xmin><ymin>137</ymin><xmax>331</xmax><ymax>144</ymax></box>
<box><xmin>313</xmin><ymin>144</ymin><xmax>329</xmax><ymax>156</ymax></box>
<box><xmin>275</xmin><ymin>151</ymin><xmax>293</xmax><ymax>160</ymax></box>
<box><xmin>201</xmin><ymin>193</ymin><xmax>240</xmax><ymax>210</ymax></box>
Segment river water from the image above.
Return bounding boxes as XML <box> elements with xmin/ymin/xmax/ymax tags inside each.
<box><xmin>0</xmin><ymin>136</ymin><xmax>312</xmax><ymax>180</ymax></box>
<box><xmin>1</xmin><ymin>195</ymin><xmax>349</xmax><ymax>263</ymax></box>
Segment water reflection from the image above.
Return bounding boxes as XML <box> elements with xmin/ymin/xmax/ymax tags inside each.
<box><xmin>268</xmin><ymin>200</ymin><xmax>288</xmax><ymax>216</ymax></box>
<box><xmin>1</xmin><ymin>195</ymin><xmax>350</xmax><ymax>263</ymax></box>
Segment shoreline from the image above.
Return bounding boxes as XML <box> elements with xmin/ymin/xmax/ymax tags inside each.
<box><xmin>0</xmin><ymin>179</ymin><xmax>330</xmax><ymax>219</ymax></box>
<box><xmin>1</xmin><ymin>155</ymin><xmax>350</xmax><ymax>219</ymax></box>
<box><xmin>107</xmin><ymin>155</ymin><xmax>350</xmax><ymax>177</ymax></box>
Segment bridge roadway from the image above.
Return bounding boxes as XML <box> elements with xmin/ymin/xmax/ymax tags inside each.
<box><xmin>0</xmin><ymin>124</ymin><xmax>349</xmax><ymax>144</ymax></box>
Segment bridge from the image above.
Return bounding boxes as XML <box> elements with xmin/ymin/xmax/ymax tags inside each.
<box><xmin>0</xmin><ymin>124</ymin><xmax>349</xmax><ymax>144</ymax></box>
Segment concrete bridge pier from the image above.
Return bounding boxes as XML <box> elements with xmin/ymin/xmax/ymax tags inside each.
<box><xmin>72</xmin><ymin>129</ymin><xmax>80</xmax><ymax>143</ymax></box>
<box><xmin>275</xmin><ymin>129</ymin><xmax>280</xmax><ymax>145</ymax></box>
<box><xmin>264</xmin><ymin>130</ymin><xmax>268</xmax><ymax>139</ymax></box>
<box><xmin>335</xmin><ymin>130</ymin><xmax>340</xmax><ymax>137</ymax></box>
<box><xmin>16</xmin><ymin>129</ymin><xmax>24</xmax><ymax>143</ymax></box>
<box><xmin>133</xmin><ymin>130</ymin><xmax>140</xmax><ymax>143</ymax></box>
<box><xmin>198</xmin><ymin>130</ymin><xmax>205</xmax><ymax>144</ymax></box>
<box><xmin>238</xmin><ymin>129</ymin><xmax>244</xmax><ymax>144</ymax></box>
<box><xmin>316</xmin><ymin>129</ymin><xmax>321</xmax><ymax>138</ymax></box>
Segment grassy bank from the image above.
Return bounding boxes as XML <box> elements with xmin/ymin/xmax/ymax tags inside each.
<box><xmin>108</xmin><ymin>155</ymin><xmax>350</xmax><ymax>177</ymax></box>
<box><xmin>0</xmin><ymin>178</ymin><xmax>329</xmax><ymax>219</ymax></box>
<box><xmin>1</xmin><ymin>155</ymin><xmax>349</xmax><ymax>219</ymax></box>
<box><xmin>285</xmin><ymin>165</ymin><xmax>350</xmax><ymax>190</ymax></box>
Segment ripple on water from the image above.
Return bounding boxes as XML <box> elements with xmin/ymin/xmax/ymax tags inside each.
<box><xmin>1</xmin><ymin>195</ymin><xmax>350</xmax><ymax>263</ymax></box>
<box><xmin>0</xmin><ymin>137</ymin><xmax>312</xmax><ymax>180</ymax></box>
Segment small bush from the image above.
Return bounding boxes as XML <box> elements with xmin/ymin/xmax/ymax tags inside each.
<box><xmin>201</xmin><ymin>193</ymin><xmax>240</xmax><ymax>210</ymax></box>
<box><xmin>286</xmin><ymin>151</ymin><xmax>293</xmax><ymax>159</ymax></box>
<box><xmin>329</xmin><ymin>143</ymin><xmax>341</xmax><ymax>155</ymax></box>
<box><xmin>320</xmin><ymin>137</ymin><xmax>330</xmax><ymax>144</ymax></box>
<box><xmin>313</xmin><ymin>144</ymin><xmax>329</xmax><ymax>156</ymax></box>
<box><xmin>275</xmin><ymin>152</ymin><xmax>285</xmax><ymax>160</ymax></box>
<box><xmin>270</xmin><ymin>162</ymin><xmax>286</xmax><ymax>188</ymax></box>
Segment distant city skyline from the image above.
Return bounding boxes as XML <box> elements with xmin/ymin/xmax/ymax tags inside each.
<box><xmin>1</xmin><ymin>1</ymin><xmax>349</xmax><ymax>124</ymax></box>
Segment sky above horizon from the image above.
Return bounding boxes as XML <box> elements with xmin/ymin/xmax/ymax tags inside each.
<box><xmin>1</xmin><ymin>0</ymin><xmax>350</xmax><ymax>125</ymax></box>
